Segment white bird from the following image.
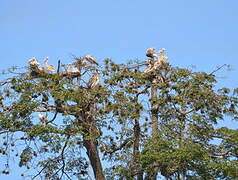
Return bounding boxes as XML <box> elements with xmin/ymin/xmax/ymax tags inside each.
<box><xmin>66</xmin><ymin>67</ymin><xmax>80</xmax><ymax>73</ymax></box>
<box><xmin>43</xmin><ymin>57</ymin><xmax>56</xmax><ymax>73</ymax></box>
<box><xmin>84</xmin><ymin>55</ymin><xmax>99</xmax><ymax>65</ymax></box>
<box><xmin>143</xmin><ymin>60</ymin><xmax>154</xmax><ymax>74</ymax></box>
<box><xmin>143</xmin><ymin>57</ymin><xmax>168</xmax><ymax>74</ymax></box>
<box><xmin>28</xmin><ymin>58</ymin><xmax>45</xmax><ymax>75</ymax></box>
<box><xmin>154</xmin><ymin>60</ymin><xmax>162</xmax><ymax>69</ymax></box>
<box><xmin>28</xmin><ymin>58</ymin><xmax>39</xmax><ymax>66</ymax></box>
<box><xmin>38</xmin><ymin>113</ymin><xmax>44</xmax><ymax>119</ymax></box>
<box><xmin>146</xmin><ymin>48</ymin><xmax>158</xmax><ymax>59</ymax></box>
<box><xmin>158</xmin><ymin>54</ymin><xmax>168</xmax><ymax>65</ymax></box>
<box><xmin>87</xmin><ymin>72</ymin><xmax>100</xmax><ymax>88</ymax></box>
<box><xmin>38</xmin><ymin>113</ymin><xmax>48</xmax><ymax>126</ymax></box>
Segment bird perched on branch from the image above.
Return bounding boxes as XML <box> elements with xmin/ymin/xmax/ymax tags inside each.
<box><xmin>66</xmin><ymin>67</ymin><xmax>80</xmax><ymax>73</ymax></box>
<box><xmin>143</xmin><ymin>48</ymin><xmax>168</xmax><ymax>74</ymax></box>
<box><xmin>28</xmin><ymin>58</ymin><xmax>44</xmax><ymax>75</ymax></box>
<box><xmin>87</xmin><ymin>72</ymin><xmax>100</xmax><ymax>88</ymax></box>
<box><xmin>158</xmin><ymin>52</ymin><xmax>168</xmax><ymax>64</ymax></box>
<box><xmin>84</xmin><ymin>55</ymin><xmax>99</xmax><ymax>66</ymax></box>
<box><xmin>28</xmin><ymin>58</ymin><xmax>39</xmax><ymax>66</ymax></box>
<box><xmin>143</xmin><ymin>60</ymin><xmax>154</xmax><ymax>74</ymax></box>
<box><xmin>43</xmin><ymin>57</ymin><xmax>56</xmax><ymax>73</ymax></box>
<box><xmin>146</xmin><ymin>48</ymin><xmax>158</xmax><ymax>59</ymax></box>
<box><xmin>38</xmin><ymin>113</ymin><xmax>48</xmax><ymax>127</ymax></box>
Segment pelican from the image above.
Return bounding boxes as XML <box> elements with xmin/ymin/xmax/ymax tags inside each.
<box><xmin>28</xmin><ymin>58</ymin><xmax>44</xmax><ymax>75</ymax></box>
<box><xmin>143</xmin><ymin>60</ymin><xmax>154</xmax><ymax>74</ymax></box>
<box><xmin>43</xmin><ymin>57</ymin><xmax>56</xmax><ymax>73</ymax></box>
<box><xmin>28</xmin><ymin>58</ymin><xmax>39</xmax><ymax>66</ymax></box>
<box><xmin>143</xmin><ymin>58</ymin><xmax>165</xmax><ymax>74</ymax></box>
<box><xmin>38</xmin><ymin>113</ymin><xmax>44</xmax><ymax>120</ymax></box>
<box><xmin>146</xmin><ymin>48</ymin><xmax>158</xmax><ymax>59</ymax></box>
<box><xmin>84</xmin><ymin>55</ymin><xmax>99</xmax><ymax>65</ymax></box>
<box><xmin>66</xmin><ymin>67</ymin><xmax>80</xmax><ymax>73</ymax></box>
<box><xmin>87</xmin><ymin>72</ymin><xmax>100</xmax><ymax>88</ymax></box>
<box><xmin>153</xmin><ymin>60</ymin><xmax>162</xmax><ymax>69</ymax></box>
<box><xmin>158</xmin><ymin>54</ymin><xmax>168</xmax><ymax>64</ymax></box>
<box><xmin>38</xmin><ymin>113</ymin><xmax>48</xmax><ymax>126</ymax></box>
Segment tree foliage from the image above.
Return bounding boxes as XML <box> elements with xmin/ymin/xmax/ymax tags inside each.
<box><xmin>0</xmin><ymin>50</ymin><xmax>237</xmax><ymax>180</ymax></box>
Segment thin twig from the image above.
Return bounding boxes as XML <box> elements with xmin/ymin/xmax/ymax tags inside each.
<box><xmin>209</xmin><ymin>64</ymin><xmax>227</xmax><ymax>75</ymax></box>
<box><xmin>107</xmin><ymin>137</ymin><xmax>134</xmax><ymax>154</ymax></box>
<box><xmin>48</xmin><ymin>112</ymin><xmax>58</xmax><ymax>123</ymax></box>
<box><xmin>50</xmin><ymin>135</ymin><xmax>71</xmax><ymax>179</ymax></box>
<box><xmin>32</xmin><ymin>163</ymin><xmax>49</xmax><ymax>179</ymax></box>
<box><xmin>33</xmin><ymin>108</ymin><xmax>56</xmax><ymax>112</ymax></box>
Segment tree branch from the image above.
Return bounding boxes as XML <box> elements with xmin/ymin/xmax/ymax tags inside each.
<box><xmin>107</xmin><ymin>137</ymin><xmax>134</xmax><ymax>154</ymax></box>
<box><xmin>209</xmin><ymin>64</ymin><xmax>228</xmax><ymax>75</ymax></box>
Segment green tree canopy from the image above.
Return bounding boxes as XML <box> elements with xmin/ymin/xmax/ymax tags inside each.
<box><xmin>0</xmin><ymin>49</ymin><xmax>237</xmax><ymax>179</ymax></box>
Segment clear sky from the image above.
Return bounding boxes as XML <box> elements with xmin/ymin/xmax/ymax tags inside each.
<box><xmin>1</xmin><ymin>0</ymin><xmax>238</xmax><ymax>179</ymax></box>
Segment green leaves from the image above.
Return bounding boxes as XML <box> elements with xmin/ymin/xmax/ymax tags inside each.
<box><xmin>19</xmin><ymin>147</ymin><xmax>34</xmax><ymax>167</ymax></box>
<box><xmin>0</xmin><ymin>57</ymin><xmax>237</xmax><ymax>179</ymax></box>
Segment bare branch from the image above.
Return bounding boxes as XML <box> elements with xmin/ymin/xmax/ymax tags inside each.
<box><xmin>107</xmin><ymin>137</ymin><xmax>134</xmax><ymax>154</ymax></box>
<box><xmin>209</xmin><ymin>64</ymin><xmax>228</xmax><ymax>75</ymax></box>
<box><xmin>33</xmin><ymin>108</ymin><xmax>55</xmax><ymax>112</ymax></box>
<box><xmin>32</xmin><ymin>164</ymin><xmax>48</xmax><ymax>180</ymax></box>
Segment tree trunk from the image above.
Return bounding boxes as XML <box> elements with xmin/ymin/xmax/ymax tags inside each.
<box><xmin>83</xmin><ymin>137</ymin><xmax>105</xmax><ymax>180</ymax></box>
<box><xmin>133</xmin><ymin>118</ymin><xmax>143</xmax><ymax>180</ymax></box>
<box><xmin>149</xmin><ymin>86</ymin><xmax>159</xmax><ymax>179</ymax></box>
<box><xmin>151</xmin><ymin>86</ymin><xmax>159</xmax><ymax>136</ymax></box>
<box><xmin>82</xmin><ymin>115</ymin><xmax>105</xmax><ymax>180</ymax></box>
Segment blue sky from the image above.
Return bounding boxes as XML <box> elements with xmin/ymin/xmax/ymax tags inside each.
<box><xmin>1</xmin><ymin>0</ymin><xmax>238</xmax><ymax>179</ymax></box>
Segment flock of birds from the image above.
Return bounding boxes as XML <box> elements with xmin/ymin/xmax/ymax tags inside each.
<box><xmin>29</xmin><ymin>48</ymin><xmax>168</xmax><ymax>126</ymax></box>
<box><xmin>28</xmin><ymin>48</ymin><xmax>167</xmax><ymax>90</ymax></box>
<box><xmin>29</xmin><ymin>55</ymin><xmax>101</xmax><ymax>126</ymax></box>
<box><xmin>144</xmin><ymin>47</ymin><xmax>168</xmax><ymax>74</ymax></box>
<box><xmin>28</xmin><ymin>55</ymin><xmax>100</xmax><ymax>89</ymax></box>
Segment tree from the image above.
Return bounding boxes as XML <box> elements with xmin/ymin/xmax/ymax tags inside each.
<box><xmin>0</xmin><ymin>49</ymin><xmax>237</xmax><ymax>180</ymax></box>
